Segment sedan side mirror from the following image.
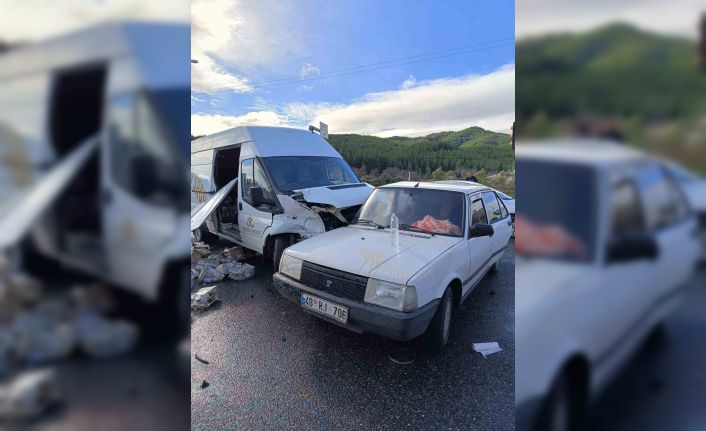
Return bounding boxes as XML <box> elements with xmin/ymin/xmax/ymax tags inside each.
<box><xmin>607</xmin><ymin>234</ymin><xmax>658</xmax><ymax>264</ymax></box>
<box><xmin>469</xmin><ymin>223</ymin><xmax>494</xmax><ymax>238</ymax></box>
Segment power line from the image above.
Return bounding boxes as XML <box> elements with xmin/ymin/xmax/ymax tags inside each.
<box><xmin>195</xmin><ymin>37</ymin><xmax>514</xmax><ymax>93</ymax></box>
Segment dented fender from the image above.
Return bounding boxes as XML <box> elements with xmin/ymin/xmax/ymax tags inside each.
<box><xmin>273</xmin><ymin>194</ymin><xmax>326</xmax><ymax>239</ymax></box>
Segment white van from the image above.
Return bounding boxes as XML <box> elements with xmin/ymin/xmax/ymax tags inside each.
<box><xmin>190</xmin><ymin>126</ymin><xmax>374</xmax><ymax>269</ymax></box>
<box><xmin>0</xmin><ymin>22</ymin><xmax>191</xmax><ymax>328</ymax></box>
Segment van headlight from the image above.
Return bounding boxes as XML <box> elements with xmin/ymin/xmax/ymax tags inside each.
<box><xmin>364</xmin><ymin>279</ymin><xmax>417</xmax><ymax>312</ymax></box>
<box><xmin>279</xmin><ymin>254</ymin><xmax>303</xmax><ymax>280</ymax></box>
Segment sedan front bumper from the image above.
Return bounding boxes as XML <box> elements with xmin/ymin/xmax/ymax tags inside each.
<box><xmin>273</xmin><ymin>272</ymin><xmax>439</xmax><ymax>342</ymax></box>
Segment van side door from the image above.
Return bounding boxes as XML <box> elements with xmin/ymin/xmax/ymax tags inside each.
<box><xmin>464</xmin><ymin>193</ymin><xmax>493</xmax><ymax>296</ymax></box>
<box><xmin>238</xmin><ymin>158</ymin><xmax>276</xmax><ymax>253</ymax></box>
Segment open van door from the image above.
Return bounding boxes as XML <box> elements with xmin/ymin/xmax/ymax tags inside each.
<box><xmin>191</xmin><ymin>177</ymin><xmax>238</xmax><ymax>232</ymax></box>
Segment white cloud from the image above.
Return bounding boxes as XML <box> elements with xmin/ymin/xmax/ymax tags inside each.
<box><xmin>191</xmin><ymin>111</ymin><xmax>288</xmax><ymax>136</ymax></box>
<box><xmin>293</xmin><ymin>65</ymin><xmax>516</xmax><ymax>137</ymax></box>
<box><xmin>191</xmin><ymin>54</ymin><xmax>252</xmax><ymax>94</ymax></box>
<box><xmin>192</xmin><ymin>65</ymin><xmax>516</xmax><ymax>137</ymax></box>
<box><xmin>299</xmin><ymin>63</ymin><xmax>320</xmax><ymax>79</ymax></box>
<box><xmin>518</xmin><ymin>0</ymin><xmax>704</xmax><ymax>39</ymax></box>
<box><xmin>191</xmin><ymin>0</ymin><xmax>304</xmax><ymax>73</ymax></box>
<box><xmin>401</xmin><ymin>75</ymin><xmax>417</xmax><ymax>89</ymax></box>
<box><xmin>0</xmin><ymin>0</ymin><xmax>187</xmax><ymax>42</ymax></box>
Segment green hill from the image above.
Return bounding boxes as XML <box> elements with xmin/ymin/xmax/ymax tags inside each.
<box><xmin>329</xmin><ymin>126</ymin><xmax>513</xmax><ymax>174</ymax></box>
<box><xmin>328</xmin><ymin>126</ymin><xmax>514</xmax><ymax>193</ymax></box>
<box><xmin>517</xmin><ymin>22</ymin><xmax>706</xmax><ymax>131</ymax></box>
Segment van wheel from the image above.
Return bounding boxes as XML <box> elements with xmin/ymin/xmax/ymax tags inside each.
<box><xmin>194</xmin><ymin>226</ymin><xmax>218</xmax><ymax>245</ymax></box>
<box><xmin>272</xmin><ymin>236</ymin><xmax>291</xmax><ymax>272</ymax></box>
<box><xmin>535</xmin><ymin>372</ymin><xmax>582</xmax><ymax>431</ymax></box>
<box><xmin>422</xmin><ymin>287</ymin><xmax>453</xmax><ymax>352</ymax></box>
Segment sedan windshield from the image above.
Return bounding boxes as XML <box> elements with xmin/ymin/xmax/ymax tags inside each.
<box><xmin>261</xmin><ymin>156</ymin><xmax>360</xmax><ymax>193</ymax></box>
<box><xmin>516</xmin><ymin>160</ymin><xmax>596</xmax><ymax>261</ymax></box>
<box><xmin>357</xmin><ymin>188</ymin><xmax>465</xmax><ymax>237</ymax></box>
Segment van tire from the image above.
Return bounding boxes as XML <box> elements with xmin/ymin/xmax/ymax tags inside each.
<box><xmin>422</xmin><ymin>287</ymin><xmax>453</xmax><ymax>353</ymax></box>
<box><xmin>194</xmin><ymin>226</ymin><xmax>218</xmax><ymax>245</ymax></box>
<box><xmin>272</xmin><ymin>235</ymin><xmax>291</xmax><ymax>272</ymax></box>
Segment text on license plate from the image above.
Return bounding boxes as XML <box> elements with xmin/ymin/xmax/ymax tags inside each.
<box><xmin>300</xmin><ymin>293</ymin><xmax>348</xmax><ymax>324</ymax></box>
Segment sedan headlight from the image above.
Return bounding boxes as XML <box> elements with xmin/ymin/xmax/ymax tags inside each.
<box><xmin>279</xmin><ymin>254</ymin><xmax>303</xmax><ymax>280</ymax></box>
<box><xmin>364</xmin><ymin>278</ymin><xmax>417</xmax><ymax>312</ymax></box>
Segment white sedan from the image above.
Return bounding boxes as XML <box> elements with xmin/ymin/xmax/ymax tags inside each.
<box><xmin>515</xmin><ymin>141</ymin><xmax>700</xmax><ymax>431</ymax></box>
<box><xmin>273</xmin><ymin>181</ymin><xmax>513</xmax><ymax>351</ymax></box>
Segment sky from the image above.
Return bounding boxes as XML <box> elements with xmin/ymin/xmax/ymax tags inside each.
<box><xmin>191</xmin><ymin>0</ymin><xmax>515</xmax><ymax>137</ymax></box>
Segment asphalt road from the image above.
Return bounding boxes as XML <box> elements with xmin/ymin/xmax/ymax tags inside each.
<box><xmin>589</xmin><ymin>265</ymin><xmax>706</xmax><ymax>430</ymax></box>
<box><xmin>191</xmin><ymin>241</ymin><xmax>515</xmax><ymax>431</ymax></box>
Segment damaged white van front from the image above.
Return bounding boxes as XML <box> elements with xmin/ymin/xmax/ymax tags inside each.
<box><xmin>191</xmin><ymin>126</ymin><xmax>373</xmax><ymax>269</ymax></box>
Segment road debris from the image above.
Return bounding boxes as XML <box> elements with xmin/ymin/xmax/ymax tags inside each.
<box><xmin>194</xmin><ymin>353</ymin><xmax>209</xmax><ymax>364</ymax></box>
<box><xmin>200</xmin><ymin>380</ymin><xmax>210</xmax><ymax>389</ymax></box>
<box><xmin>74</xmin><ymin>312</ymin><xmax>139</xmax><ymax>358</ymax></box>
<box><xmin>472</xmin><ymin>342</ymin><xmax>502</xmax><ymax>358</ymax></box>
<box><xmin>191</xmin><ymin>286</ymin><xmax>219</xmax><ymax>311</ymax></box>
<box><xmin>224</xmin><ymin>246</ymin><xmax>249</xmax><ymax>261</ymax></box>
<box><xmin>216</xmin><ymin>260</ymin><xmax>255</xmax><ymax>281</ymax></box>
<box><xmin>0</xmin><ymin>368</ymin><xmax>60</xmax><ymax>421</ymax></box>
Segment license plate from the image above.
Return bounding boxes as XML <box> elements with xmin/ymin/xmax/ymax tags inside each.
<box><xmin>300</xmin><ymin>293</ymin><xmax>348</xmax><ymax>324</ymax></box>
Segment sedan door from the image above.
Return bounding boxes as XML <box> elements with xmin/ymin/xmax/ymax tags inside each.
<box><xmin>482</xmin><ymin>191</ymin><xmax>513</xmax><ymax>257</ymax></box>
<box><xmin>464</xmin><ymin>193</ymin><xmax>493</xmax><ymax>295</ymax></box>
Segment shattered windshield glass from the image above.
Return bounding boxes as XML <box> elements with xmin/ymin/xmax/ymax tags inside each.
<box><xmin>357</xmin><ymin>187</ymin><xmax>465</xmax><ymax>237</ymax></box>
<box><xmin>261</xmin><ymin>156</ymin><xmax>360</xmax><ymax>193</ymax></box>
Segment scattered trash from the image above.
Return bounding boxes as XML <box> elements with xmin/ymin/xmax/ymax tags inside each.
<box><xmin>389</xmin><ymin>346</ymin><xmax>416</xmax><ymax>365</ymax></box>
<box><xmin>194</xmin><ymin>354</ymin><xmax>209</xmax><ymax>364</ymax></box>
<box><xmin>225</xmin><ymin>246</ymin><xmax>248</xmax><ymax>261</ymax></box>
<box><xmin>6</xmin><ymin>273</ymin><xmax>43</xmax><ymax>306</ymax></box>
<box><xmin>197</xmin><ymin>264</ymin><xmax>224</xmax><ymax>285</ymax></box>
<box><xmin>0</xmin><ymin>369</ymin><xmax>60</xmax><ymax>421</ymax></box>
<box><xmin>191</xmin><ymin>286</ymin><xmax>219</xmax><ymax>311</ymax></box>
<box><xmin>74</xmin><ymin>312</ymin><xmax>139</xmax><ymax>358</ymax></box>
<box><xmin>200</xmin><ymin>380</ymin><xmax>209</xmax><ymax>389</ymax></box>
<box><xmin>281</xmin><ymin>337</ymin><xmax>287</xmax><ymax>342</ymax></box>
<box><xmin>473</xmin><ymin>342</ymin><xmax>502</xmax><ymax>358</ymax></box>
<box><xmin>216</xmin><ymin>261</ymin><xmax>255</xmax><ymax>281</ymax></box>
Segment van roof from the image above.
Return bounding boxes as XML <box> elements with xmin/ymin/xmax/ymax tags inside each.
<box><xmin>0</xmin><ymin>22</ymin><xmax>188</xmax><ymax>89</ymax></box>
<box><xmin>380</xmin><ymin>181</ymin><xmax>491</xmax><ymax>194</ymax></box>
<box><xmin>191</xmin><ymin>126</ymin><xmax>343</xmax><ymax>158</ymax></box>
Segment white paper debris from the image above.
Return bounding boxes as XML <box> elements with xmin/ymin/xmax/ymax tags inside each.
<box><xmin>191</xmin><ymin>286</ymin><xmax>219</xmax><ymax>310</ymax></box>
<box><xmin>74</xmin><ymin>312</ymin><xmax>139</xmax><ymax>358</ymax></box>
<box><xmin>473</xmin><ymin>342</ymin><xmax>502</xmax><ymax>358</ymax></box>
<box><xmin>0</xmin><ymin>369</ymin><xmax>60</xmax><ymax>420</ymax></box>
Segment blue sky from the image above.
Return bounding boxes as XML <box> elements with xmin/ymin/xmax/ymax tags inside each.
<box><xmin>191</xmin><ymin>0</ymin><xmax>515</xmax><ymax>137</ymax></box>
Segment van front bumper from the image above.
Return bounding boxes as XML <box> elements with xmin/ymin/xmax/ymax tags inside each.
<box><xmin>273</xmin><ymin>272</ymin><xmax>439</xmax><ymax>342</ymax></box>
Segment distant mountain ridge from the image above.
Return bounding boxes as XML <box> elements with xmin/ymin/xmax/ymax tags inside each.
<box><xmin>517</xmin><ymin>22</ymin><xmax>706</xmax><ymax>126</ymax></box>
<box><xmin>328</xmin><ymin>126</ymin><xmax>513</xmax><ymax>174</ymax></box>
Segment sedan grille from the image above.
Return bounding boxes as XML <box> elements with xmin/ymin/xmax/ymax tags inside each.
<box><xmin>299</xmin><ymin>261</ymin><xmax>368</xmax><ymax>302</ymax></box>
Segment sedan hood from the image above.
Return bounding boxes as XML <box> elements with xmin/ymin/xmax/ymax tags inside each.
<box><xmin>284</xmin><ymin>226</ymin><xmax>461</xmax><ymax>284</ymax></box>
<box><xmin>294</xmin><ymin>183</ymin><xmax>373</xmax><ymax>208</ymax></box>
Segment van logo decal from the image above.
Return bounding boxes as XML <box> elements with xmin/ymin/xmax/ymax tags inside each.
<box><xmin>246</xmin><ymin>217</ymin><xmax>255</xmax><ymax>228</ymax></box>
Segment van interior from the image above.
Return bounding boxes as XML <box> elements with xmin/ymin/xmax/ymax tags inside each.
<box><xmin>213</xmin><ymin>147</ymin><xmax>241</xmax><ymax>238</ymax></box>
<box><xmin>49</xmin><ymin>64</ymin><xmax>106</xmax><ymax>259</ymax></box>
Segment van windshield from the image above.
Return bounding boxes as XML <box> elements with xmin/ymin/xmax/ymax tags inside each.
<box><xmin>356</xmin><ymin>188</ymin><xmax>465</xmax><ymax>237</ymax></box>
<box><xmin>261</xmin><ymin>156</ymin><xmax>360</xmax><ymax>193</ymax></box>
